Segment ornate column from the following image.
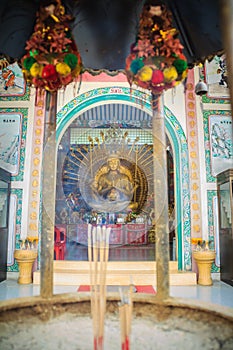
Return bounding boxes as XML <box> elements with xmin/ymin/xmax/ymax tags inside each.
<box><xmin>185</xmin><ymin>70</ymin><xmax>204</xmax><ymax>262</ymax></box>
<box><xmin>27</xmin><ymin>92</ymin><xmax>46</xmax><ymax>239</ymax></box>
<box><xmin>40</xmin><ymin>92</ymin><xmax>57</xmax><ymax>298</ymax></box>
<box><xmin>152</xmin><ymin>94</ymin><xmax>170</xmax><ymax>300</ymax></box>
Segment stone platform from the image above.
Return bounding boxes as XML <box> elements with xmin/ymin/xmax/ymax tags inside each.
<box><xmin>33</xmin><ymin>261</ymin><xmax>197</xmax><ymax>286</ymax></box>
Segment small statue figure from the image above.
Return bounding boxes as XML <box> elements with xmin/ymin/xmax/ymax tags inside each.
<box><xmin>60</xmin><ymin>207</ymin><xmax>68</xmax><ymax>224</ymax></box>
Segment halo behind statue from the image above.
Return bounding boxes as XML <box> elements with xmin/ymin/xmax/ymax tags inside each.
<box><xmin>78</xmin><ymin>143</ymin><xmax>149</xmax><ymax>214</ymax></box>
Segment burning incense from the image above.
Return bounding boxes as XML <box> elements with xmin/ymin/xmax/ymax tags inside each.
<box><xmin>118</xmin><ymin>284</ymin><xmax>133</xmax><ymax>350</ymax></box>
<box><xmin>88</xmin><ymin>224</ymin><xmax>110</xmax><ymax>350</ymax></box>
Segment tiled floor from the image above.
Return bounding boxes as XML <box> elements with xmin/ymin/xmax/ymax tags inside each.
<box><xmin>0</xmin><ymin>272</ymin><xmax>233</xmax><ymax>309</ymax></box>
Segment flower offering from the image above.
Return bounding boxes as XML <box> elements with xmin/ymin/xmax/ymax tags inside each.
<box><xmin>21</xmin><ymin>0</ymin><xmax>82</xmax><ymax>92</ymax></box>
<box><xmin>125</xmin><ymin>3</ymin><xmax>188</xmax><ymax>95</ymax></box>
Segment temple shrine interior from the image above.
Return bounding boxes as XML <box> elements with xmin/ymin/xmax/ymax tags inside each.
<box><xmin>55</xmin><ymin>104</ymin><xmax>175</xmax><ymax>262</ymax></box>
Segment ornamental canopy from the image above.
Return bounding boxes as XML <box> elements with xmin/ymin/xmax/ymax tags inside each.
<box><xmin>0</xmin><ymin>0</ymin><xmax>223</xmax><ymax>72</ymax></box>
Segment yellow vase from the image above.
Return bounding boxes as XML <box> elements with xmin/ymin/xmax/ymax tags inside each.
<box><xmin>193</xmin><ymin>250</ymin><xmax>216</xmax><ymax>286</ymax></box>
<box><xmin>14</xmin><ymin>249</ymin><xmax>38</xmax><ymax>284</ymax></box>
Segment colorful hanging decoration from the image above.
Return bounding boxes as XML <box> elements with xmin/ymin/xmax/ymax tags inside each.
<box><xmin>125</xmin><ymin>3</ymin><xmax>188</xmax><ymax>95</ymax></box>
<box><xmin>21</xmin><ymin>0</ymin><xmax>82</xmax><ymax>92</ymax></box>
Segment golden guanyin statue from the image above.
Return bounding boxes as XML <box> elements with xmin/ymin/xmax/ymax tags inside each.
<box><xmin>95</xmin><ymin>157</ymin><xmax>133</xmax><ymax>199</ymax></box>
<box><xmin>75</xmin><ymin>131</ymin><xmax>151</xmax><ymax>214</ymax></box>
<box><xmin>90</xmin><ymin>155</ymin><xmax>138</xmax><ymax>212</ymax></box>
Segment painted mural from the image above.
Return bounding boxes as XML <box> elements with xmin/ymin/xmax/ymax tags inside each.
<box><xmin>0</xmin><ymin>62</ymin><xmax>25</xmax><ymax>97</ymax></box>
<box><xmin>0</xmin><ymin>113</ymin><xmax>21</xmax><ymax>175</ymax></box>
<box><xmin>209</xmin><ymin>115</ymin><xmax>233</xmax><ymax>176</ymax></box>
<box><xmin>205</xmin><ymin>55</ymin><xmax>230</xmax><ymax>99</ymax></box>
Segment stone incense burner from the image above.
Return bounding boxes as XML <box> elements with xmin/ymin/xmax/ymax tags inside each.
<box><xmin>0</xmin><ymin>293</ymin><xmax>233</xmax><ymax>349</ymax></box>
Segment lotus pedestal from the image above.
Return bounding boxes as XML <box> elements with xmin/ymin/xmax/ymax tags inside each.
<box><xmin>193</xmin><ymin>250</ymin><xmax>216</xmax><ymax>286</ymax></box>
<box><xmin>14</xmin><ymin>250</ymin><xmax>38</xmax><ymax>284</ymax></box>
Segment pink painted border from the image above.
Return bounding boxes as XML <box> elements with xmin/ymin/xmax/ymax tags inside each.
<box><xmin>81</xmin><ymin>71</ymin><xmax>128</xmax><ymax>82</ymax></box>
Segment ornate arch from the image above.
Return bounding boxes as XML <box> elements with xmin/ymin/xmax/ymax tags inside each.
<box><xmin>56</xmin><ymin>87</ymin><xmax>191</xmax><ymax>270</ymax></box>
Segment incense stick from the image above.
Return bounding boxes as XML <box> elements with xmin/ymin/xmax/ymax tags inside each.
<box><xmin>119</xmin><ymin>304</ymin><xmax>126</xmax><ymax>350</ymax></box>
<box><xmin>89</xmin><ymin>224</ymin><xmax>110</xmax><ymax>350</ymax></box>
<box><xmin>93</xmin><ymin>226</ymin><xmax>99</xmax><ymax>350</ymax></box>
<box><xmin>98</xmin><ymin>225</ymin><xmax>104</xmax><ymax>349</ymax></box>
<box><xmin>118</xmin><ymin>283</ymin><xmax>133</xmax><ymax>350</ymax></box>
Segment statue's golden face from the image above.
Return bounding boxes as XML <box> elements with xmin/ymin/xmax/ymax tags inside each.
<box><xmin>107</xmin><ymin>158</ymin><xmax>120</xmax><ymax>171</ymax></box>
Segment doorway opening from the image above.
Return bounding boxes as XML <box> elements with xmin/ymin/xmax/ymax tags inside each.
<box><xmin>55</xmin><ymin>116</ymin><xmax>175</xmax><ymax>262</ymax></box>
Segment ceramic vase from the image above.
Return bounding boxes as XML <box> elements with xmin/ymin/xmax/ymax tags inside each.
<box><xmin>14</xmin><ymin>249</ymin><xmax>38</xmax><ymax>284</ymax></box>
<box><xmin>193</xmin><ymin>250</ymin><xmax>216</xmax><ymax>286</ymax></box>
